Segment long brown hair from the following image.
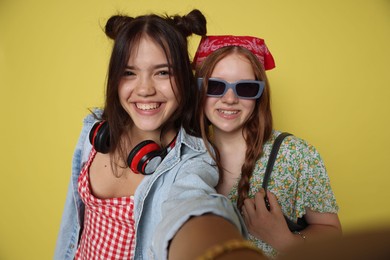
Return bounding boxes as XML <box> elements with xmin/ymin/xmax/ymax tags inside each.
<box><xmin>101</xmin><ymin>10</ymin><xmax>206</xmax><ymax>175</ymax></box>
<box><xmin>196</xmin><ymin>46</ymin><xmax>273</xmax><ymax>210</ymax></box>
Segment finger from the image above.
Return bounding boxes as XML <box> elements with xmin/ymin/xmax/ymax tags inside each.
<box><xmin>266</xmin><ymin>190</ymin><xmax>282</xmax><ymax>213</ymax></box>
<box><xmin>243</xmin><ymin>198</ymin><xmax>256</xmax><ymax>216</ymax></box>
<box><xmin>242</xmin><ymin>203</ymin><xmax>255</xmax><ymax>225</ymax></box>
<box><xmin>254</xmin><ymin>189</ymin><xmax>267</xmax><ymax>210</ymax></box>
<box><xmin>241</xmin><ymin>205</ymin><xmax>249</xmax><ymax>222</ymax></box>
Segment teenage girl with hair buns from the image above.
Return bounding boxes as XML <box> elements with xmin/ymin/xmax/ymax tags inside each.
<box><xmin>55</xmin><ymin>11</ymin><xmax>264</xmax><ymax>260</ymax></box>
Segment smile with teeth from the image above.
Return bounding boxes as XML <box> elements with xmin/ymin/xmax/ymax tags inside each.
<box><xmin>136</xmin><ymin>103</ymin><xmax>161</xmax><ymax>110</ymax></box>
<box><xmin>218</xmin><ymin>109</ymin><xmax>239</xmax><ymax>115</ymax></box>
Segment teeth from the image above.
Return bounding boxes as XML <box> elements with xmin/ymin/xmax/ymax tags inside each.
<box><xmin>136</xmin><ymin>103</ymin><xmax>160</xmax><ymax>110</ymax></box>
<box><xmin>219</xmin><ymin>109</ymin><xmax>238</xmax><ymax>115</ymax></box>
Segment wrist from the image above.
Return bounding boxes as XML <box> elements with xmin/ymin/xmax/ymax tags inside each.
<box><xmin>196</xmin><ymin>239</ymin><xmax>264</xmax><ymax>260</ymax></box>
<box><xmin>273</xmin><ymin>230</ymin><xmax>303</xmax><ymax>253</ymax></box>
<box><xmin>293</xmin><ymin>231</ymin><xmax>307</xmax><ymax>243</ymax></box>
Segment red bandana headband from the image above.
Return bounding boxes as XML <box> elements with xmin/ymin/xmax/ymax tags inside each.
<box><xmin>193</xmin><ymin>35</ymin><xmax>275</xmax><ymax>70</ymax></box>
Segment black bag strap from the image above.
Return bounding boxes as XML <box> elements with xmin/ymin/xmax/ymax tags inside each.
<box><xmin>262</xmin><ymin>132</ymin><xmax>292</xmax><ymax>190</ymax></box>
<box><xmin>262</xmin><ymin>132</ymin><xmax>308</xmax><ymax>231</ymax></box>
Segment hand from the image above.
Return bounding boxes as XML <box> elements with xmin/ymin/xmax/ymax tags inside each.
<box><xmin>242</xmin><ymin>189</ymin><xmax>295</xmax><ymax>251</ymax></box>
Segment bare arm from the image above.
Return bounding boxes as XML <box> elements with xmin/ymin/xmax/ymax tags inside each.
<box><xmin>169</xmin><ymin>214</ymin><xmax>265</xmax><ymax>260</ymax></box>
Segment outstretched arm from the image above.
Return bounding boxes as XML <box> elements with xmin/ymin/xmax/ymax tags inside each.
<box><xmin>169</xmin><ymin>214</ymin><xmax>265</xmax><ymax>260</ymax></box>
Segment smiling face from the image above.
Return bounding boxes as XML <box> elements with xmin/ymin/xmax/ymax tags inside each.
<box><xmin>204</xmin><ymin>53</ymin><xmax>257</xmax><ymax>135</ymax></box>
<box><xmin>118</xmin><ymin>36</ymin><xmax>179</xmax><ymax>135</ymax></box>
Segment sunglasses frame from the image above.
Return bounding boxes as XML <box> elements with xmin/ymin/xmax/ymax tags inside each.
<box><xmin>197</xmin><ymin>78</ymin><xmax>265</xmax><ymax>99</ymax></box>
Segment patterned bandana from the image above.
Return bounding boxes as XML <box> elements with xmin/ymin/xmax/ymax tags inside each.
<box><xmin>193</xmin><ymin>35</ymin><xmax>275</xmax><ymax>70</ymax></box>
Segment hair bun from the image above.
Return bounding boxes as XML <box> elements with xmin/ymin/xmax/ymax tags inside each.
<box><xmin>105</xmin><ymin>15</ymin><xmax>134</xmax><ymax>40</ymax></box>
<box><xmin>173</xmin><ymin>9</ymin><xmax>207</xmax><ymax>37</ymax></box>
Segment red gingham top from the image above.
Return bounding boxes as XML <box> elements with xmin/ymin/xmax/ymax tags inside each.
<box><xmin>75</xmin><ymin>148</ymin><xmax>136</xmax><ymax>260</ymax></box>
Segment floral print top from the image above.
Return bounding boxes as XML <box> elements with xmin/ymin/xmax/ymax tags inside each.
<box><xmin>228</xmin><ymin>130</ymin><xmax>339</xmax><ymax>258</ymax></box>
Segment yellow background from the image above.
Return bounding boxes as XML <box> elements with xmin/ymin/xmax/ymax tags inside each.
<box><xmin>1</xmin><ymin>0</ymin><xmax>389</xmax><ymax>259</ymax></box>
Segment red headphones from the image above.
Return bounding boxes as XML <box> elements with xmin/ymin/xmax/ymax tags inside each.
<box><xmin>89</xmin><ymin>121</ymin><xmax>176</xmax><ymax>175</ymax></box>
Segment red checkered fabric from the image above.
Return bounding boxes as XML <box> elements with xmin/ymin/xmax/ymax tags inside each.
<box><xmin>75</xmin><ymin>149</ymin><xmax>136</xmax><ymax>260</ymax></box>
<box><xmin>193</xmin><ymin>35</ymin><xmax>275</xmax><ymax>70</ymax></box>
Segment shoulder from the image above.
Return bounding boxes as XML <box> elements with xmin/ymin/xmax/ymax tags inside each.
<box><xmin>75</xmin><ymin>108</ymin><xmax>102</xmax><ymax>164</ymax></box>
<box><xmin>273</xmin><ymin>131</ymin><xmax>321</xmax><ymax>155</ymax></box>
<box><xmin>264</xmin><ymin>130</ymin><xmax>325</xmax><ymax>168</ymax></box>
<box><xmin>170</xmin><ymin>128</ymin><xmax>215</xmax><ymax>171</ymax></box>
<box><xmin>82</xmin><ymin>108</ymin><xmax>103</xmax><ymax>125</ymax></box>
<box><xmin>79</xmin><ymin>108</ymin><xmax>103</xmax><ymax>144</ymax></box>
<box><xmin>178</xmin><ymin>127</ymin><xmax>208</xmax><ymax>153</ymax></box>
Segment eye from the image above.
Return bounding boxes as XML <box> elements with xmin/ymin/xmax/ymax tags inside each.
<box><xmin>156</xmin><ymin>69</ymin><xmax>171</xmax><ymax>78</ymax></box>
<box><xmin>123</xmin><ymin>69</ymin><xmax>135</xmax><ymax>77</ymax></box>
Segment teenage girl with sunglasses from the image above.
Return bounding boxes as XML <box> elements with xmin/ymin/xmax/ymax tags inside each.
<box><xmin>55</xmin><ymin>13</ymin><xmax>265</xmax><ymax>260</ymax></box>
<box><xmin>194</xmin><ymin>35</ymin><xmax>342</xmax><ymax>258</ymax></box>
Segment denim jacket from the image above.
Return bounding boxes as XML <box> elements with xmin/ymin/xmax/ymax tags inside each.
<box><xmin>54</xmin><ymin>111</ymin><xmax>246</xmax><ymax>260</ymax></box>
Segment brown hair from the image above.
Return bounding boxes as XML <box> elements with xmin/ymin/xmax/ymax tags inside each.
<box><xmin>196</xmin><ymin>46</ymin><xmax>273</xmax><ymax>210</ymax></box>
<box><xmin>101</xmin><ymin>10</ymin><xmax>206</xmax><ymax>175</ymax></box>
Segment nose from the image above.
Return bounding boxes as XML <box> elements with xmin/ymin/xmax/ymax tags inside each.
<box><xmin>135</xmin><ymin>77</ymin><xmax>156</xmax><ymax>97</ymax></box>
<box><xmin>221</xmin><ymin>88</ymin><xmax>238</xmax><ymax>104</ymax></box>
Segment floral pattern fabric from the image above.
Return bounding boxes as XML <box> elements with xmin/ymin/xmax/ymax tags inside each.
<box><xmin>228</xmin><ymin>130</ymin><xmax>339</xmax><ymax>258</ymax></box>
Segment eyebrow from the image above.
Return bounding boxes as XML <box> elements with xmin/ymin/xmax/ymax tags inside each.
<box><xmin>125</xmin><ymin>64</ymin><xmax>170</xmax><ymax>70</ymax></box>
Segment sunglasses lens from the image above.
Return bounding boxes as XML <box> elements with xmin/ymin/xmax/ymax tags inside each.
<box><xmin>236</xmin><ymin>83</ymin><xmax>259</xmax><ymax>98</ymax></box>
<box><xmin>207</xmin><ymin>80</ymin><xmax>226</xmax><ymax>96</ymax></box>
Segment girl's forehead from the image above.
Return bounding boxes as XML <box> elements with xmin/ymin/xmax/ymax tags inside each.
<box><xmin>212</xmin><ymin>55</ymin><xmax>255</xmax><ymax>80</ymax></box>
<box><xmin>128</xmin><ymin>35</ymin><xmax>171</xmax><ymax>62</ymax></box>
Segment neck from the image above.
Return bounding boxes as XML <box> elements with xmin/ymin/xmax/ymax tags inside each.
<box><xmin>127</xmin><ymin>124</ymin><xmax>178</xmax><ymax>148</ymax></box>
<box><xmin>211</xmin><ymin>127</ymin><xmax>247</xmax><ymax>195</ymax></box>
<box><xmin>212</xmin><ymin>126</ymin><xmax>247</xmax><ymax>171</ymax></box>
<box><xmin>212</xmin><ymin>127</ymin><xmax>245</xmax><ymax>152</ymax></box>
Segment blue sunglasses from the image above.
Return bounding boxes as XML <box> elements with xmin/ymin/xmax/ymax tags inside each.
<box><xmin>197</xmin><ymin>78</ymin><xmax>265</xmax><ymax>99</ymax></box>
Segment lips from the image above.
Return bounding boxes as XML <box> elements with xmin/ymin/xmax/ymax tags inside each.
<box><xmin>218</xmin><ymin>109</ymin><xmax>239</xmax><ymax>115</ymax></box>
<box><xmin>136</xmin><ymin>103</ymin><xmax>161</xmax><ymax>111</ymax></box>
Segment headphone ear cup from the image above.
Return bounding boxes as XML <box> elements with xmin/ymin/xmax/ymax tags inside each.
<box><xmin>127</xmin><ymin>140</ymin><xmax>162</xmax><ymax>175</ymax></box>
<box><xmin>89</xmin><ymin>121</ymin><xmax>110</xmax><ymax>154</ymax></box>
